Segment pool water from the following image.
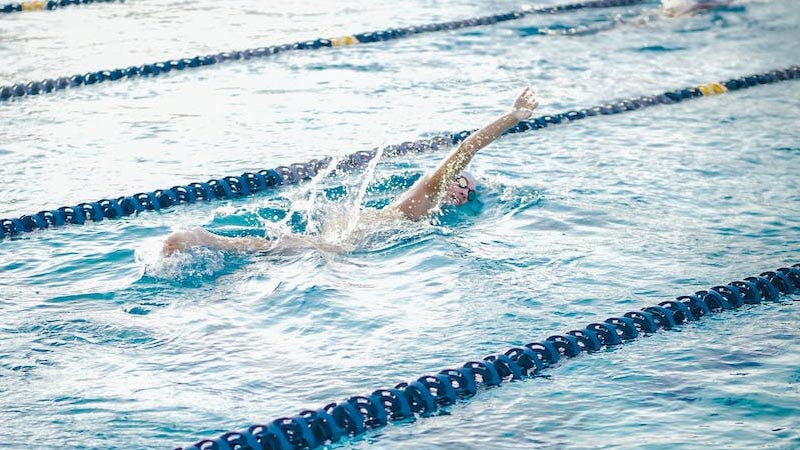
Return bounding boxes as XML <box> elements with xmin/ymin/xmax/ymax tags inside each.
<box><xmin>1</xmin><ymin>0</ymin><xmax>799</xmax><ymax>449</ymax></box>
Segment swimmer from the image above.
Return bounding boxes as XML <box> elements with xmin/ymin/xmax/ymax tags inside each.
<box><xmin>543</xmin><ymin>0</ymin><xmax>738</xmax><ymax>37</ymax></box>
<box><xmin>162</xmin><ymin>87</ymin><xmax>539</xmax><ymax>256</ymax></box>
<box><xmin>661</xmin><ymin>0</ymin><xmax>734</xmax><ymax>17</ymax></box>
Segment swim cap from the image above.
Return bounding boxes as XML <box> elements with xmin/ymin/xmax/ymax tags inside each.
<box><xmin>459</xmin><ymin>170</ymin><xmax>477</xmax><ymax>189</ymax></box>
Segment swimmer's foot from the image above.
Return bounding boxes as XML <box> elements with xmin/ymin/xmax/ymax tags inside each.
<box><xmin>162</xmin><ymin>228</ymin><xmax>219</xmax><ymax>256</ymax></box>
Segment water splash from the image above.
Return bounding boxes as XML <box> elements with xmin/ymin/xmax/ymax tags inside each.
<box><xmin>322</xmin><ymin>144</ymin><xmax>388</xmax><ymax>247</ymax></box>
<box><xmin>138</xmin><ymin>239</ymin><xmax>232</xmax><ymax>285</ymax></box>
<box><xmin>256</xmin><ymin>143</ymin><xmax>395</xmax><ymax>253</ymax></box>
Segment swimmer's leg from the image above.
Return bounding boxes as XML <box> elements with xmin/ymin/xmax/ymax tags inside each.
<box><xmin>162</xmin><ymin>227</ymin><xmax>271</xmax><ymax>256</ymax></box>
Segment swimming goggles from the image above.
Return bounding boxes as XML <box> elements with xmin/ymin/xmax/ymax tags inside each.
<box><xmin>454</xmin><ymin>175</ymin><xmax>477</xmax><ymax>202</ymax></box>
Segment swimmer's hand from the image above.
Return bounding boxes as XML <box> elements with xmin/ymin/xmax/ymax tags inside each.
<box><xmin>511</xmin><ymin>87</ymin><xmax>539</xmax><ymax>121</ymax></box>
<box><xmin>162</xmin><ymin>227</ymin><xmax>275</xmax><ymax>256</ymax></box>
<box><xmin>162</xmin><ymin>228</ymin><xmax>216</xmax><ymax>256</ymax></box>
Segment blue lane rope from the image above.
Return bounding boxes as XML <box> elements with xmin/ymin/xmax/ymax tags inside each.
<box><xmin>175</xmin><ymin>265</ymin><xmax>800</xmax><ymax>450</ymax></box>
<box><xmin>1</xmin><ymin>65</ymin><xmax>796</xmax><ymax>240</ymax></box>
<box><xmin>0</xmin><ymin>0</ymin><xmax>121</xmax><ymax>14</ymax></box>
<box><xmin>0</xmin><ymin>0</ymin><xmax>647</xmax><ymax>103</ymax></box>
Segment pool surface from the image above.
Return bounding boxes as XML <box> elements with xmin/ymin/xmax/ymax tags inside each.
<box><xmin>1</xmin><ymin>0</ymin><xmax>799</xmax><ymax>449</ymax></box>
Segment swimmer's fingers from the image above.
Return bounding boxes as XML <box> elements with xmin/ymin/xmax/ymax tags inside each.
<box><xmin>512</xmin><ymin>87</ymin><xmax>538</xmax><ymax>120</ymax></box>
<box><xmin>527</xmin><ymin>90</ymin><xmax>539</xmax><ymax>107</ymax></box>
<box><xmin>514</xmin><ymin>87</ymin><xmax>531</xmax><ymax>107</ymax></box>
<box><xmin>514</xmin><ymin>87</ymin><xmax>538</xmax><ymax>108</ymax></box>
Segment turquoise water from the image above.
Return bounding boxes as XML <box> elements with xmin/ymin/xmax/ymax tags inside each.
<box><xmin>1</xmin><ymin>0</ymin><xmax>799</xmax><ymax>449</ymax></box>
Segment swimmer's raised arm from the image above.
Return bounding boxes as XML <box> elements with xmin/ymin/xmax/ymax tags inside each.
<box><xmin>392</xmin><ymin>87</ymin><xmax>539</xmax><ymax>219</ymax></box>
